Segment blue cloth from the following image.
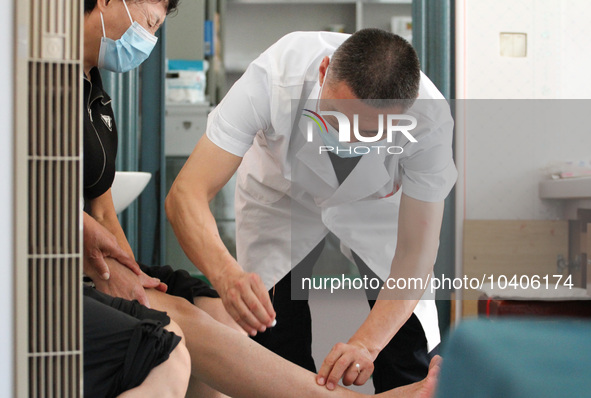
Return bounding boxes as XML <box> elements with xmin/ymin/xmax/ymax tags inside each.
<box><xmin>436</xmin><ymin>319</ymin><xmax>591</xmax><ymax>398</ymax></box>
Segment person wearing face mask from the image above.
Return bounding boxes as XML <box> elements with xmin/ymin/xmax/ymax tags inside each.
<box><xmin>82</xmin><ymin>2</ymin><xmax>445</xmax><ymax>398</ymax></box>
<box><xmin>83</xmin><ymin>0</ymin><xmax>265</xmax><ymax>396</ymax></box>
<box><xmin>81</xmin><ymin>1</ymin><xmax>195</xmax><ymax>396</ymax></box>
<box><xmin>167</xmin><ymin>29</ymin><xmax>457</xmax><ymax>394</ymax></box>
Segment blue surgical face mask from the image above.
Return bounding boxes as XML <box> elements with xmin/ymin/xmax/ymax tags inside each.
<box><xmin>320</xmin><ymin>120</ymin><xmax>373</xmax><ymax>158</ymax></box>
<box><xmin>98</xmin><ymin>0</ymin><xmax>158</xmax><ymax>73</ymax></box>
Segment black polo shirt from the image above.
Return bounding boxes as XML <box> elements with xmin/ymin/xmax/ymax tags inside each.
<box><xmin>83</xmin><ymin>67</ymin><xmax>118</xmax><ymax>205</ymax></box>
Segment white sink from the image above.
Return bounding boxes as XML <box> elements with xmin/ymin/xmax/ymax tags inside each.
<box><xmin>539</xmin><ymin>177</ymin><xmax>591</xmax><ymax>219</ymax></box>
<box><xmin>539</xmin><ymin>177</ymin><xmax>591</xmax><ymax>199</ymax></box>
<box><xmin>111</xmin><ymin>171</ymin><xmax>152</xmax><ymax>214</ymax></box>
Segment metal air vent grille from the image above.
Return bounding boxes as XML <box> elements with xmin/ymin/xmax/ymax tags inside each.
<box><xmin>15</xmin><ymin>0</ymin><xmax>84</xmax><ymax>396</ymax></box>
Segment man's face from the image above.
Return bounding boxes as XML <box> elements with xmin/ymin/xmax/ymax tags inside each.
<box><xmin>318</xmin><ymin>79</ymin><xmax>404</xmax><ymax>143</ymax></box>
<box><xmin>126</xmin><ymin>0</ymin><xmax>167</xmax><ymax>35</ymax></box>
<box><xmin>102</xmin><ymin>0</ymin><xmax>167</xmax><ymax>40</ymax></box>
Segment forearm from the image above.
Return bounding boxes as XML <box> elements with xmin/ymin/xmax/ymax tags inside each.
<box><xmin>349</xmin><ymin>251</ymin><xmax>435</xmax><ymax>358</ymax></box>
<box><xmin>349</xmin><ymin>195</ymin><xmax>445</xmax><ymax>356</ymax></box>
<box><xmin>82</xmin><ymin>207</ymin><xmax>142</xmax><ymax>282</ymax></box>
<box><xmin>88</xmin><ymin>189</ymin><xmax>135</xmax><ymax>260</ymax></box>
<box><xmin>166</xmin><ymin>135</ymin><xmax>244</xmax><ymax>289</ymax></box>
<box><xmin>166</xmin><ymin>184</ymin><xmax>241</xmax><ymax>288</ymax></box>
<box><xmin>93</xmin><ymin>212</ymin><xmax>134</xmax><ymax>260</ymax></box>
<box><xmin>350</xmin><ymin>299</ymin><xmax>417</xmax><ymax>359</ymax></box>
<box><xmin>82</xmin><ymin>211</ymin><xmax>107</xmax><ymax>278</ymax></box>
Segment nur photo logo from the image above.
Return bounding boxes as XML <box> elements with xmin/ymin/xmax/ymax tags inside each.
<box><xmin>302</xmin><ymin>108</ymin><xmax>418</xmax><ymax>156</ymax></box>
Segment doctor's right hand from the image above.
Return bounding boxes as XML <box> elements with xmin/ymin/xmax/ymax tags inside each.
<box><xmin>217</xmin><ymin>269</ymin><xmax>276</xmax><ymax>336</ymax></box>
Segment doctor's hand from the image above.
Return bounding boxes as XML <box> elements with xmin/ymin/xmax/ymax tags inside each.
<box><xmin>93</xmin><ymin>257</ymin><xmax>167</xmax><ymax>308</ymax></box>
<box><xmin>316</xmin><ymin>341</ymin><xmax>375</xmax><ymax>390</ymax></box>
<box><xmin>216</xmin><ymin>269</ymin><xmax>276</xmax><ymax>336</ymax></box>
<box><xmin>83</xmin><ymin>212</ymin><xmax>141</xmax><ymax>280</ymax></box>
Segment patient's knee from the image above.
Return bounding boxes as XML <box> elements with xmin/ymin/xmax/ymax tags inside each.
<box><xmin>165</xmin><ymin>319</ymin><xmax>186</xmax><ymax>342</ymax></box>
<box><xmin>168</xmin><ymin>343</ymin><xmax>191</xmax><ymax>396</ymax></box>
<box><xmin>147</xmin><ymin>291</ymin><xmax>228</xmax><ymax>336</ymax></box>
<box><xmin>193</xmin><ymin>296</ymin><xmax>245</xmax><ymax>335</ymax></box>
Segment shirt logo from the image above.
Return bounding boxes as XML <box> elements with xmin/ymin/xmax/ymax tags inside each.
<box><xmin>100</xmin><ymin>114</ymin><xmax>113</xmax><ymax>131</ymax></box>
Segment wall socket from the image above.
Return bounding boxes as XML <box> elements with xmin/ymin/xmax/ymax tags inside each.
<box><xmin>500</xmin><ymin>32</ymin><xmax>527</xmax><ymax>57</ymax></box>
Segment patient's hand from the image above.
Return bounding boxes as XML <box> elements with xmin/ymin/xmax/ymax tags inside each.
<box><xmin>93</xmin><ymin>257</ymin><xmax>167</xmax><ymax>308</ymax></box>
<box><xmin>83</xmin><ymin>212</ymin><xmax>141</xmax><ymax>280</ymax></box>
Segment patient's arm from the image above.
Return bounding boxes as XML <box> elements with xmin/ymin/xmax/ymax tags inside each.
<box><xmin>86</xmin><ymin>190</ymin><xmax>166</xmax><ymax>305</ymax></box>
<box><xmin>83</xmin><ymin>211</ymin><xmax>140</xmax><ymax>280</ymax></box>
<box><xmin>89</xmin><ymin>187</ymin><xmax>135</xmax><ymax>258</ymax></box>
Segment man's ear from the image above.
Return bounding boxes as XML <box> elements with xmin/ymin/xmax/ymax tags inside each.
<box><xmin>318</xmin><ymin>56</ymin><xmax>330</xmax><ymax>87</ymax></box>
<box><xmin>96</xmin><ymin>0</ymin><xmax>111</xmax><ymax>13</ymax></box>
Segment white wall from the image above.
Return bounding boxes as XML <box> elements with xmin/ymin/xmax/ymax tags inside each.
<box><xmin>0</xmin><ymin>0</ymin><xmax>15</xmax><ymax>395</ymax></box>
<box><xmin>459</xmin><ymin>0</ymin><xmax>591</xmax><ymax>99</ymax></box>
<box><xmin>456</xmin><ymin>0</ymin><xmax>591</xmax><ymax>220</ymax></box>
<box><xmin>165</xmin><ymin>0</ymin><xmax>204</xmax><ymax>60</ymax></box>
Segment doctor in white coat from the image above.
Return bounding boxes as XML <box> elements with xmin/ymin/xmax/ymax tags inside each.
<box><xmin>167</xmin><ymin>29</ymin><xmax>457</xmax><ymax>393</ymax></box>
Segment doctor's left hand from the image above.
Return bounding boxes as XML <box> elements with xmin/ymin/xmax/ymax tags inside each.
<box><xmin>316</xmin><ymin>341</ymin><xmax>374</xmax><ymax>390</ymax></box>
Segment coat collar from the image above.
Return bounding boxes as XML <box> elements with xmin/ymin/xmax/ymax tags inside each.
<box><xmin>295</xmin><ymin>126</ymin><xmax>391</xmax><ymax>207</ymax></box>
<box><xmin>84</xmin><ymin>67</ymin><xmax>112</xmax><ymax>107</ymax></box>
<box><xmin>326</xmin><ymin>150</ymin><xmax>390</xmax><ymax>206</ymax></box>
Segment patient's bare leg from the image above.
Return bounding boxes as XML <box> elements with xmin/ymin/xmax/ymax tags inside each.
<box><xmin>187</xmin><ymin>296</ymin><xmax>245</xmax><ymax>398</ymax></box>
<box><xmin>193</xmin><ymin>296</ymin><xmax>245</xmax><ymax>335</ymax></box>
<box><xmin>380</xmin><ymin>355</ymin><xmax>440</xmax><ymax>398</ymax></box>
<box><xmin>144</xmin><ymin>295</ymin><xmax>238</xmax><ymax>398</ymax></box>
<box><xmin>117</xmin><ymin>320</ymin><xmax>191</xmax><ymax>398</ymax></box>
<box><xmin>146</xmin><ymin>290</ymin><xmax>439</xmax><ymax>398</ymax></box>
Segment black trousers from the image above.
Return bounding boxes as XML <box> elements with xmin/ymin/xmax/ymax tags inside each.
<box><xmin>83</xmin><ymin>287</ymin><xmax>181</xmax><ymax>398</ymax></box>
<box><xmin>252</xmin><ymin>239</ymin><xmax>436</xmax><ymax>393</ymax></box>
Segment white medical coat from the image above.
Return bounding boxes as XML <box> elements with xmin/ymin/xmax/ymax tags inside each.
<box><xmin>206</xmin><ymin>31</ymin><xmax>457</xmax><ymax>351</ymax></box>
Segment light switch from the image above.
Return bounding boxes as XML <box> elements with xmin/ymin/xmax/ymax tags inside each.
<box><xmin>500</xmin><ymin>33</ymin><xmax>527</xmax><ymax>57</ymax></box>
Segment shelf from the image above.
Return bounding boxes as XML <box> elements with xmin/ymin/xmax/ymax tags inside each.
<box><xmin>165</xmin><ymin>101</ymin><xmax>211</xmax><ymax>110</ymax></box>
<box><xmin>224</xmin><ymin>59</ymin><xmax>254</xmax><ymax>75</ymax></box>
<box><xmin>223</xmin><ymin>0</ymin><xmax>413</xmax><ymax>89</ymax></box>
<box><xmin>228</xmin><ymin>0</ymin><xmax>410</xmax><ymax>4</ymax></box>
<box><xmin>539</xmin><ymin>177</ymin><xmax>591</xmax><ymax>219</ymax></box>
<box><xmin>539</xmin><ymin>177</ymin><xmax>591</xmax><ymax>200</ymax></box>
<box><xmin>363</xmin><ymin>0</ymin><xmax>411</xmax><ymax>3</ymax></box>
<box><xmin>228</xmin><ymin>0</ymin><xmax>357</xmax><ymax>4</ymax></box>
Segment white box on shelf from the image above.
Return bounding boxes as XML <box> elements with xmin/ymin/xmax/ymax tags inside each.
<box><xmin>166</xmin><ymin>59</ymin><xmax>208</xmax><ymax>104</ymax></box>
<box><xmin>165</xmin><ymin>103</ymin><xmax>211</xmax><ymax>157</ymax></box>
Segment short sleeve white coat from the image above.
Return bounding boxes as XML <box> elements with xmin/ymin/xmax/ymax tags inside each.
<box><xmin>206</xmin><ymin>31</ymin><xmax>457</xmax><ymax>351</ymax></box>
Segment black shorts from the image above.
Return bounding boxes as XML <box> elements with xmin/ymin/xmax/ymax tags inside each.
<box><xmin>140</xmin><ymin>264</ymin><xmax>219</xmax><ymax>303</ymax></box>
<box><xmin>83</xmin><ymin>286</ymin><xmax>181</xmax><ymax>398</ymax></box>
